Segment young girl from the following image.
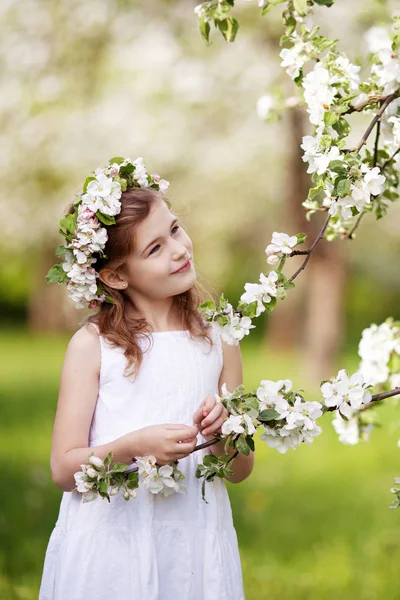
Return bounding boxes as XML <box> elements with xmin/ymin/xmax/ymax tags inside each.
<box><xmin>39</xmin><ymin>157</ymin><xmax>254</xmax><ymax>599</ymax></box>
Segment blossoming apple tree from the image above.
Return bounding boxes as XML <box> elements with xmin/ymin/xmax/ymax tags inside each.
<box><xmin>191</xmin><ymin>0</ymin><xmax>400</xmax><ymax>507</ymax></box>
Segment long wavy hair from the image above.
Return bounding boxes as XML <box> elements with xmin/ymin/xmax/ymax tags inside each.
<box><xmin>67</xmin><ymin>187</ymin><xmax>217</xmax><ymax>379</ymax></box>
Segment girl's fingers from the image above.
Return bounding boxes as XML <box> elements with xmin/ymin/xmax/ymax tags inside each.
<box><xmin>201</xmin><ymin>402</ymin><xmax>223</xmax><ymax>428</ymax></box>
<box><xmin>192</xmin><ymin>403</ymin><xmax>205</xmax><ymax>426</ymax></box>
<box><xmin>203</xmin><ymin>413</ymin><xmax>227</xmax><ymax>437</ymax></box>
<box><xmin>202</xmin><ymin>394</ymin><xmax>217</xmax><ymax>415</ymax></box>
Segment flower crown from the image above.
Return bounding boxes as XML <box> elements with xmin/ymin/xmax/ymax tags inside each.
<box><xmin>46</xmin><ymin>156</ymin><xmax>170</xmax><ymax>310</ymax></box>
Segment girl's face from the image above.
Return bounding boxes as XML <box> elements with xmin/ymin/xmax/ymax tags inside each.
<box><xmin>123</xmin><ymin>198</ymin><xmax>196</xmax><ymax>299</ymax></box>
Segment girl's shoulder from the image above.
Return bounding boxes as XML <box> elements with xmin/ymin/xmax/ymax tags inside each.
<box><xmin>61</xmin><ymin>323</ymin><xmax>101</xmax><ymax>380</ymax></box>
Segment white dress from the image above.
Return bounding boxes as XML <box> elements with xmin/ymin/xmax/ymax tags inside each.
<box><xmin>39</xmin><ymin>323</ymin><xmax>246</xmax><ymax>600</ymax></box>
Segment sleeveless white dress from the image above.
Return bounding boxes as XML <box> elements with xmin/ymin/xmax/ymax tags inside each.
<box><xmin>39</xmin><ymin>323</ymin><xmax>246</xmax><ymax>600</ymax></box>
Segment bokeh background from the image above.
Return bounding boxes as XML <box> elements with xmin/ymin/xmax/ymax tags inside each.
<box><xmin>1</xmin><ymin>0</ymin><xmax>400</xmax><ymax>598</ymax></box>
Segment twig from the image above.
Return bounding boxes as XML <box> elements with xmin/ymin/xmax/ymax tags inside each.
<box><xmin>287</xmin><ymin>213</ymin><xmax>331</xmax><ymax>283</ymax></box>
<box><xmin>382</xmin><ymin>146</ymin><xmax>400</xmax><ymax>171</ymax></box>
<box><xmin>342</xmin><ymin>117</ymin><xmax>382</xmax><ymax>240</ymax></box>
<box><xmin>192</xmin><ymin>436</ymin><xmax>221</xmax><ymax>452</ymax></box>
<box><xmin>353</xmin><ymin>92</ymin><xmax>398</xmax><ymax>153</ymax></box>
<box><xmin>344</xmin><ymin>92</ymin><xmax>396</xmax><ymax>115</ymax></box>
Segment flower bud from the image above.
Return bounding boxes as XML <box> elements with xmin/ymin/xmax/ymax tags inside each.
<box><xmin>89</xmin><ymin>455</ymin><xmax>104</xmax><ymax>469</ymax></box>
<box><xmin>86</xmin><ymin>467</ymin><xmax>98</xmax><ymax>478</ymax></box>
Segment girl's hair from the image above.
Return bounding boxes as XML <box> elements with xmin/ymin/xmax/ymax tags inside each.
<box><xmin>67</xmin><ymin>188</ymin><xmax>216</xmax><ymax>379</ymax></box>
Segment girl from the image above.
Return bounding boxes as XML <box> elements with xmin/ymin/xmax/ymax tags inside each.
<box><xmin>39</xmin><ymin>157</ymin><xmax>254</xmax><ymax>599</ymax></box>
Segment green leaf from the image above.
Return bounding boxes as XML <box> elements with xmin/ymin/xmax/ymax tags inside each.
<box><xmin>236</xmin><ymin>435</ymin><xmax>250</xmax><ymax>456</ymax></box>
<box><xmin>96</xmin><ymin>212</ymin><xmax>116</xmax><ymax>226</ymax></box>
<box><xmin>240</xmin><ymin>300</ymin><xmax>258</xmax><ymax>319</ymax></box>
<box><xmin>200</xmin><ymin>299</ymin><xmax>216</xmax><ymax>311</ymax></box>
<box><xmin>261</xmin><ymin>0</ymin><xmax>286</xmax><ymax>15</ymax></box>
<box><xmin>329</xmin><ymin>160</ymin><xmax>347</xmax><ymax>174</ymax></box>
<box><xmin>265</xmin><ymin>296</ymin><xmax>277</xmax><ymax>313</ymax></box>
<box><xmin>55</xmin><ymin>245</ymin><xmax>70</xmax><ymax>257</ymax></box>
<box><xmin>109</xmin><ymin>156</ymin><xmax>125</xmax><ymax>165</ymax></box>
<box><xmin>60</xmin><ymin>213</ymin><xmax>77</xmax><ymax>235</ymax></box>
<box><xmin>259</xmin><ymin>408</ymin><xmax>280</xmax><ymax>421</ymax></box>
<box><xmin>296</xmin><ymin>233</ymin><xmax>307</xmax><ymax>245</ymax></box>
<box><xmin>217</xmin><ymin>18</ymin><xmax>239</xmax><ymax>43</ymax></box>
<box><xmin>246</xmin><ymin>435</ymin><xmax>255</xmax><ymax>452</ymax></box>
<box><xmin>314</xmin><ymin>0</ymin><xmax>334</xmax><ymax>5</ymax></box>
<box><xmin>46</xmin><ymin>264</ymin><xmax>68</xmax><ymax>284</ymax></box>
<box><xmin>103</xmin><ymin>452</ymin><xmax>113</xmax><ymax>468</ymax></box>
<box><xmin>111</xmin><ymin>462</ymin><xmax>129</xmax><ymax>473</ymax></box>
<box><xmin>294</xmin><ymin>0</ymin><xmax>308</xmax><ymax>15</ymax></box>
<box><xmin>199</xmin><ymin>16</ymin><xmax>211</xmax><ymax>44</ymax></box>
<box><xmin>203</xmin><ymin>454</ymin><xmax>219</xmax><ymax>467</ymax></box>
<box><xmin>324</xmin><ymin>111</ymin><xmax>338</xmax><ymax>126</ymax></box>
<box><xmin>336</xmin><ymin>178</ymin><xmax>351</xmax><ymax>197</ymax></box>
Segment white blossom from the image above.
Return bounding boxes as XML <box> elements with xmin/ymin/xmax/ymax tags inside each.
<box><xmin>364</xmin><ymin>26</ymin><xmax>392</xmax><ymax>55</ymax></box>
<box><xmin>240</xmin><ymin>271</ymin><xmax>279</xmax><ymax>317</ymax></box>
<box><xmin>256</xmin><ymin>379</ymin><xmax>292</xmax><ymax>418</ymax></box>
<box><xmin>212</xmin><ymin>308</ymin><xmax>255</xmax><ymax>345</ymax></box>
<box><xmin>265</xmin><ymin>232</ymin><xmax>298</xmax><ymax>265</ymax></box>
<box><xmin>321</xmin><ymin>369</ymin><xmax>372</xmax><ymax>418</ymax></box>
<box><xmin>256</xmin><ymin>94</ymin><xmax>275</xmax><ymax>120</ymax></box>
<box><xmin>332</xmin><ymin>412</ymin><xmax>360</xmax><ymax>445</ymax></box>
<box><xmin>221</xmin><ymin>413</ymin><xmax>256</xmax><ymax>436</ymax></box>
<box><xmin>358</xmin><ymin>321</ymin><xmax>400</xmax><ymax>385</ymax></box>
<box><xmin>88</xmin><ymin>455</ymin><xmax>104</xmax><ymax>469</ymax></box>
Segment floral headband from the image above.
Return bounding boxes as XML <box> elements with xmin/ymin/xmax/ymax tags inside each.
<box><xmin>46</xmin><ymin>156</ymin><xmax>169</xmax><ymax>310</ymax></box>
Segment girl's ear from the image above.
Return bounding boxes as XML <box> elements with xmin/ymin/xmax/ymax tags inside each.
<box><xmin>98</xmin><ymin>267</ymin><xmax>126</xmax><ymax>290</ymax></box>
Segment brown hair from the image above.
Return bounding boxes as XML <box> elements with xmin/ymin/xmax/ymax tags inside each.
<box><xmin>68</xmin><ymin>187</ymin><xmax>216</xmax><ymax>379</ymax></box>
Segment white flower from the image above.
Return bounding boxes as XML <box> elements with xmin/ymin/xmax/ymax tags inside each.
<box><xmin>88</xmin><ymin>455</ymin><xmax>104</xmax><ymax>469</ymax></box>
<box><xmin>260</xmin><ymin>425</ymin><xmax>302</xmax><ymax>454</ymax></box>
<box><xmin>364</xmin><ymin>26</ymin><xmax>392</xmax><ymax>54</ymax></box>
<box><xmin>74</xmin><ymin>471</ymin><xmax>88</xmax><ymax>493</ymax></box>
<box><xmin>358</xmin><ymin>321</ymin><xmax>400</xmax><ymax>385</ymax></box>
<box><xmin>360</xmin><ymin>164</ymin><xmax>386</xmax><ymax>196</ymax></box>
<box><xmin>135</xmin><ymin>455</ymin><xmax>157</xmax><ymax>476</ymax></box>
<box><xmin>332</xmin><ymin>412</ymin><xmax>360</xmax><ymax>445</ymax></box>
<box><xmin>221</xmin><ymin>414</ymin><xmax>256</xmax><ymax>436</ymax></box>
<box><xmin>256</xmin><ymin>379</ymin><xmax>292</xmax><ymax>417</ymax></box>
<box><xmin>142</xmin><ymin>464</ymin><xmax>186</xmax><ymax>496</ymax></box>
<box><xmin>279</xmin><ymin>33</ymin><xmax>313</xmax><ymax>80</ymax></box>
<box><xmin>321</xmin><ymin>369</ymin><xmax>372</xmax><ymax>418</ymax></box>
<box><xmin>240</xmin><ymin>271</ymin><xmax>279</xmax><ymax>317</ymax></box>
<box><xmin>284</xmin><ymin>398</ymin><xmax>323</xmax><ymax>430</ymax></box>
<box><xmin>212</xmin><ymin>309</ymin><xmax>255</xmax><ymax>345</ymax></box>
<box><xmin>265</xmin><ymin>232</ymin><xmax>298</xmax><ymax>265</ymax></box>
<box><xmin>372</xmin><ymin>47</ymin><xmax>400</xmax><ymax>94</ymax></box>
<box><xmin>256</xmin><ymin>95</ymin><xmax>275</xmax><ymax>120</ymax></box>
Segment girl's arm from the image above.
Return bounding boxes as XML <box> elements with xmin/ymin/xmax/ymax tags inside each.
<box><xmin>209</xmin><ymin>339</ymin><xmax>255</xmax><ymax>484</ymax></box>
<box><xmin>50</xmin><ymin>325</ymin><xmax>142</xmax><ymax>492</ymax></box>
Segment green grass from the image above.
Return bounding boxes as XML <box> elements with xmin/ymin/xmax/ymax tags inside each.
<box><xmin>1</xmin><ymin>327</ymin><xmax>399</xmax><ymax>599</ymax></box>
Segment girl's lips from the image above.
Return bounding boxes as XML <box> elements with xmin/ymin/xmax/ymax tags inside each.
<box><xmin>172</xmin><ymin>259</ymin><xmax>191</xmax><ymax>274</ymax></box>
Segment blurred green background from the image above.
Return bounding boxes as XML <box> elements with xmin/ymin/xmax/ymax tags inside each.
<box><xmin>1</xmin><ymin>0</ymin><xmax>400</xmax><ymax>598</ymax></box>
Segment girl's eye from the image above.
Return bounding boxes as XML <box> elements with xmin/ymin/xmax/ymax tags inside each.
<box><xmin>149</xmin><ymin>224</ymin><xmax>180</xmax><ymax>255</ymax></box>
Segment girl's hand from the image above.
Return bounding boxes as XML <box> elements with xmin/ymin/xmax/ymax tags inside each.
<box><xmin>129</xmin><ymin>424</ymin><xmax>199</xmax><ymax>466</ymax></box>
<box><xmin>192</xmin><ymin>395</ymin><xmax>229</xmax><ymax>441</ymax></box>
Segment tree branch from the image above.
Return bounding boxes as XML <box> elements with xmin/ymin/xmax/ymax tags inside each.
<box><xmin>287</xmin><ymin>213</ymin><xmax>331</xmax><ymax>283</ymax></box>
